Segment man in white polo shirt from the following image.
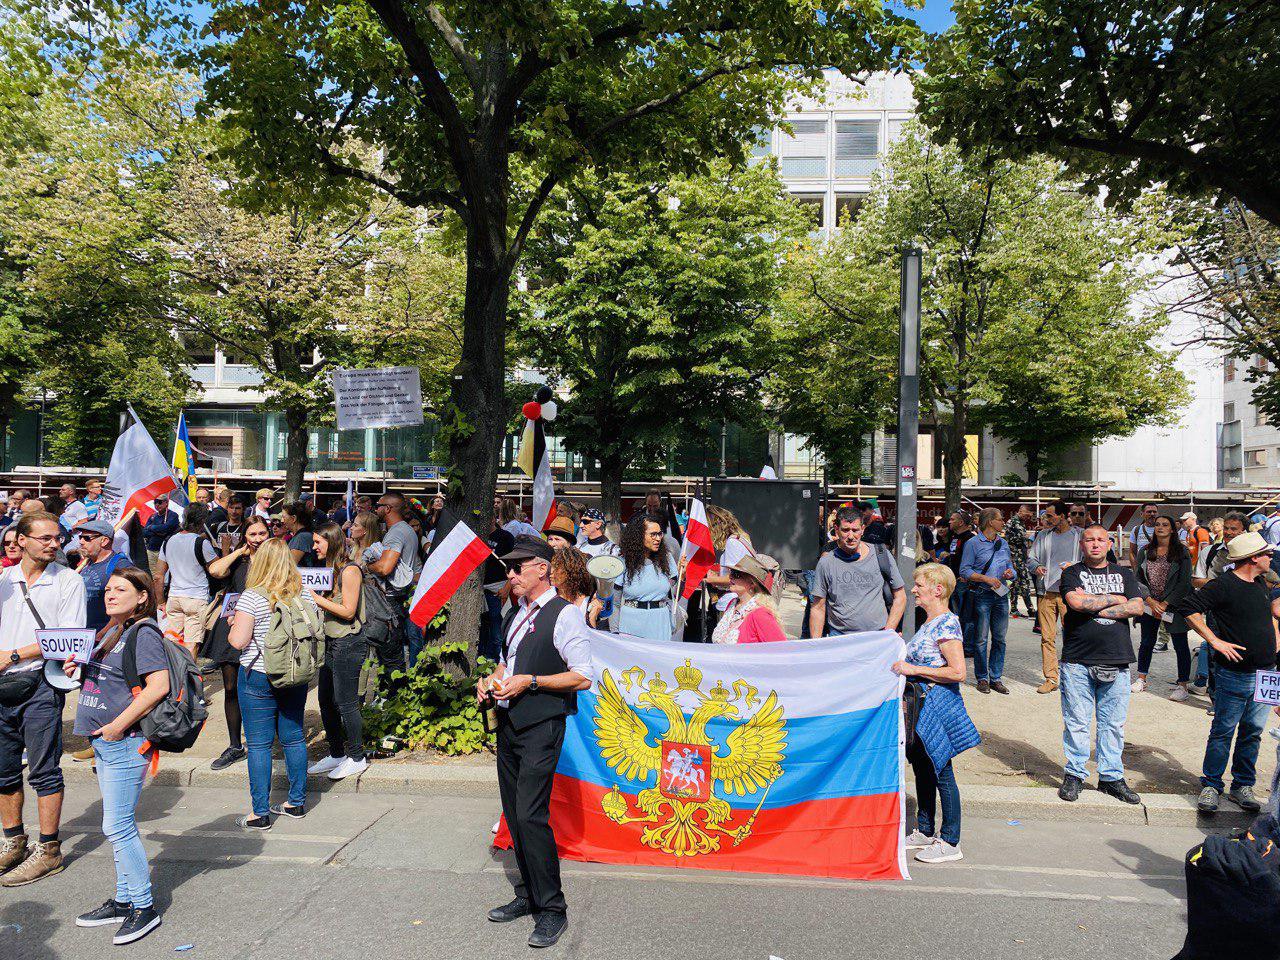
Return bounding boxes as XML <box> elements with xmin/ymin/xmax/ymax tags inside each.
<box><xmin>0</xmin><ymin>511</ymin><xmax>87</xmax><ymax>886</ymax></box>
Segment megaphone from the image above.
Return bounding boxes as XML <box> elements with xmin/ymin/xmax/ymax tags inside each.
<box><xmin>587</xmin><ymin>554</ymin><xmax>624</xmax><ymax>601</ymax></box>
<box><xmin>44</xmin><ymin>658</ymin><xmax>82</xmax><ymax>692</ymax></box>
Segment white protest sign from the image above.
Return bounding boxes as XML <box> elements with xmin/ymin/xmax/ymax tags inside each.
<box><xmin>36</xmin><ymin>628</ymin><xmax>97</xmax><ymax>664</ymax></box>
<box><xmin>221</xmin><ymin>592</ymin><xmax>241</xmax><ymax>621</ymax></box>
<box><xmin>1253</xmin><ymin>669</ymin><xmax>1280</xmax><ymax>706</ymax></box>
<box><xmin>333</xmin><ymin>367</ymin><xmax>424</xmax><ymax>431</ymax></box>
<box><xmin>298</xmin><ymin>567</ymin><xmax>334</xmax><ymax>593</ymax></box>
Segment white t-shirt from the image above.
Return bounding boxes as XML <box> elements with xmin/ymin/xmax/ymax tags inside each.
<box><xmin>234</xmin><ymin>589</ymin><xmax>320</xmax><ymax>673</ymax></box>
<box><xmin>159</xmin><ymin>532</ymin><xmax>218</xmax><ymax>601</ymax></box>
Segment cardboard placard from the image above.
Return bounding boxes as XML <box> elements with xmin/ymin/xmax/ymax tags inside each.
<box><xmin>36</xmin><ymin>628</ymin><xmax>97</xmax><ymax>664</ymax></box>
<box><xmin>298</xmin><ymin>567</ymin><xmax>334</xmax><ymax>593</ymax></box>
<box><xmin>1253</xmin><ymin>669</ymin><xmax>1280</xmax><ymax>706</ymax></box>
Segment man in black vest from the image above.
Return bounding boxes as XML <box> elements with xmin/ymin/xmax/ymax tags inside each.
<box><xmin>479</xmin><ymin>535</ymin><xmax>592</xmax><ymax>948</ymax></box>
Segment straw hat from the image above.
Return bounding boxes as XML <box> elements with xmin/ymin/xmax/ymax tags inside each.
<box><xmin>727</xmin><ymin>554</ymin><xmax>771</xmax><ymax>592</ymax></box>
<box><xmin>1226</xmin><ymin>531</ymin><xmax>1271</xmax><ymax>562</ymax></box>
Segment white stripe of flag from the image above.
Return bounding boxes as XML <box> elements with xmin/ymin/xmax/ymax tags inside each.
<box><xmin>408</xmin><ymin>515</ymin><xmax>493</xmax><ymax>628</ymax></box>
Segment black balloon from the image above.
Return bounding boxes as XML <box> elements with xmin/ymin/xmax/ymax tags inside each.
<box><xmin>534</xmin><ymin>385</ymin><xmax>553</xmax><ymax>404</ymax></box>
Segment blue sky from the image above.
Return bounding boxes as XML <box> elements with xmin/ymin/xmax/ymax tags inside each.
<box><xmin>896</xmin><ymin>0</ymin><xmax>956</xmax><ymax>34</ymax></box>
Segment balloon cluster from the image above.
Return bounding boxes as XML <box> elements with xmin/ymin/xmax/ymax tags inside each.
<box><xmin>521</xmin><ymin>385</ymin><xmax>558</xmax><ymax>422</ymax></box>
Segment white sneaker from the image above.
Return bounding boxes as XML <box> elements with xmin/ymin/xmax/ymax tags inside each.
<box><xmin>327</xmin><ymin>756</ymin><xmax>368</xmax><ymax>780</ymax></box>
<box><xmin>1130</xmin><ymin>677</ymin><xmax>1147</xmax><ymax>693</ymax></box>
<box><xmin>1168</xmin><ymin>685</ymin><xmax>1189</xmax><ymax>702</ymax></box>
<box><xmin>915</xmin><ymin>840</ymin><xmax>963</xmax><ymax>864</ymax></box>
<box><xmin>1188</xmin><ymin>683</ymin><xmax>1208</xmax><ymax>696</ymax></box>
<box><xmin>307</xmin><ymin>756</ymin><xmax>344</xmax><ymax>775</ymax></box>
<box><xmin>904</xmin><ymin>830</ymin><xmax>935</xmax><ymax>849</ymax></box>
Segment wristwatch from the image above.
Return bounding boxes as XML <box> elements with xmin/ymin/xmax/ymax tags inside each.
<box><xmin>8</xmin><ymin>651</ymin><xmax>19</xmax><ymax>666</ymax></box>
<box><xmin>529</xmin><ymin>675</ymin><xmax>539</xmax><ymax>692</ymax></box>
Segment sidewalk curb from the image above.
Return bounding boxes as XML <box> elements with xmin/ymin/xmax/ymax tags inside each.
<box><xmin>62</xmin><ymin>759</ymin><xmax>1262</xmax><ymax>827</ymax></box>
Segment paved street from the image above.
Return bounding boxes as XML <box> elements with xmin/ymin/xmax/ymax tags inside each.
<box><xmin>3</xmin><ymin>781</ymin><xmax>1216</xmax><ymax>960</ymax></box>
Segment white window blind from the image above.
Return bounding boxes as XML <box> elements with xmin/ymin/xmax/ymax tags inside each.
<box><xmin>780</xmin><ymin>120</ymin><xmax>827</xmax><ymax>177</ymax></box>
<box><xmin>835</xmin><ymin>119</ymin><xmax>880</xmax><ymax>177</ymax></box>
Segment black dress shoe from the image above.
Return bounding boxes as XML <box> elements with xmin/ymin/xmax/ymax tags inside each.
<box><xmin>488</xmin><ymin>897</ymin><xmax>532</xmax><ymax>923</ymax></box>
<box><xmin>1098</xmin><ymin>778</ymin><xmax>1141</xmax><ymax>805</ymax></box>
<box><xmin>1058</xmin><ymin>774</ymin><xmax>1083</xmax><ymax>802</ymax></box>
<box><xmin>529</xmin><ymin>912</ymin><xmax>567</xmax><ymax>948</ymax></box>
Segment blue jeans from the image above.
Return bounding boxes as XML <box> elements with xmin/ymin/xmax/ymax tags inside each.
<box><xmin>1201</xmin><ymin>667</ymin><xmax>1270</xmax><ymax>791</ymax></box>
<box><xmin>1060</xmin><ymin>662</ymin><xmax>1130</xmax><ymax>781</ymax></box>
<box><xmin>952</xmin><ymin>581</ymin><xmax>976</xmax><ymax>655</ymax></box>
<box><xmin>238</xmin><ymin>667</ymin><xmax>307</xmax><ymax>816</ymax></box>
<box><xmin>480</xmin><ymin>590</ymin><xmax>504</xmax><ymax>662</ymax></box>
<box><xmin>970</xmin><ymin>590</ymin><xmax>1008</xmax><ymax>683</ymax></box>
<box><xmin>405</xmin><ymin>617</ymin><xmax>425</xmax><ymax>669</ymax></box>
<box><xmin>1195</xmin><ymin>641</ymin><xmax>1211</xmax><ymax>686</ymax></box>
<box><xmin>94</xmin><ymin>736</ymin><xmax>152</xmax><ymax>908</ymax></box>
<box><xmin>798</xmin><ymin>570</ymin><xmax>816</xmax><ymax>639</ymax></box>
<box><xmin>907</xmin><ymin>737</ymin><xmax>961</xmax><ymax>845</ymax></box>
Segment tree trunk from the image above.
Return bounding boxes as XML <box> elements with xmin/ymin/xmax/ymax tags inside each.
<box><xmin>941</xmin><ymin>398</ymin><xmax>968</xmax><ymax>516</ymax></box>
<box><xmin>282</xmin><ymin>405</ymin><xmax>309</xmax><ymax>500</ymax></box>
<box><xmin>599</xmin><ymin>451</ymin><xmax>624</xmax><ymax>530</ymax></box>
<box><xmin>441</xmin><ymin>212</ymin><xmax>512</xmax><ymax>662</ymax></box>
<box><xmin>1025</xmin><ymin>445</ymin><xmax>1042</xmax><ymax>486</ymax></box>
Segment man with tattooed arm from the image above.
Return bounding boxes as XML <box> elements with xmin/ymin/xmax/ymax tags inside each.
<box><xmin>1056</xmin><ymin>525</ymin><xmax>1146</xmax><ymax>805</ymax></box>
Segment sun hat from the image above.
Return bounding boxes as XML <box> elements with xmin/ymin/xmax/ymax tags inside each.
<box><xmin>1227</xmin><ymin>531</ymin><xmax>1271</xmax><ymax>562</ymax></box>
<box><xmin>727</xmin><ymin>554</ymin><xmax>771</xmax><ymax>592</ymax></box>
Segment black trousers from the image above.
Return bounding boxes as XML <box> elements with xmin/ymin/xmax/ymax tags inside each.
<box><xmin>496</xmin><ymin>712</ymin><xmax>567</xmax><ymax>915</ymax></box>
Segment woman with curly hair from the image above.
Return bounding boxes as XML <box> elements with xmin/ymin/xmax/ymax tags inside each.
<box><xmin>550</xmin><ymin>547</ymin><xmax>603</xmax><ymax>627</ymax></box>
<box><xmin>614</xmin><ymin>513</ymin><xmax>676</xmax><ymax>641</ymax></box>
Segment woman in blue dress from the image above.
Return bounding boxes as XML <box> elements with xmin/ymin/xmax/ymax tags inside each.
<box><xmin>615</xmin><ymin>513</ymin><xmax>676</xmax><ymax>641</ymax></box>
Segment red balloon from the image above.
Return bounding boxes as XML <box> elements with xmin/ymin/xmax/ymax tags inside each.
<box><xmin>522</xmin><ymin>401</ymin><xmax>542</xmax><ymax>420</ymax></box>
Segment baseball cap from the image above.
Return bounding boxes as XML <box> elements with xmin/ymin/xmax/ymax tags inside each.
<box><xmin>500</xmin><ymin>535</ymin><xmax>554</xmax><ymax>564</ymax></box>
<box><xmin>76</xmin><ymin>519</ymin><xmax>115</xmax><ymax>539</ymax></box>
<box><xmin>1179</xmin><ymin>511</ymin><xmax>1196</xmax><ymax>521</ymax></box>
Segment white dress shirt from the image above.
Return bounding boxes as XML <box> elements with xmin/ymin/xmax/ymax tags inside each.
<box><xmin>498</xmin><ymin>587</ymin><xmax>593</xmax><ymax>707</ymax></box>
<box><xmin>0</xmin><ymin>563</ymin><xmax>88</xmax><ymax>672</ymax></box>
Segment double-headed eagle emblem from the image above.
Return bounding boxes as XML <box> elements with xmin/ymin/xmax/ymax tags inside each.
<box><xmin>594</xmin><ymin>659</ymin><xmax>787</xmax><ymax>858</ymax></box>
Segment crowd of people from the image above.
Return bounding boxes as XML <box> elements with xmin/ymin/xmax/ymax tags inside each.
<box><xmin>0</xmin><ymin>480</ymin><xmax>1276</xmax><ymax>947</ymax></box>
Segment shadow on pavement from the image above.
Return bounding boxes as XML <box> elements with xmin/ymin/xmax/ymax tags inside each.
<box><xmin>0</xmin><ymin>899</ymin><xmax>59</xmax><ymax>960</ymax></box>
<box><xmin>149</xmin><ymin>811</ymin><xmax>266</xmax><ymax>914</ymax></box>
<box><xmin>970</xmin><ymin>728</ymin><xmax>1063</xmax><ymax>787</ymax></box>
<box><xmin>1107</xmin><ymin>838</ymin><xmax>1190</xmax><ymax>898</ymax></box>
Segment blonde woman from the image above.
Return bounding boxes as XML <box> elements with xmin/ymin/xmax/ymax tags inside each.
<box><xmin>349</xmin><ymin>511</ymin><xmax>383</xmax><ymax>565</ymax></box>
<box><xmin>228</xmin><ymin>538</ymin><xmax>319</xmax><ymax>829</ymax></box>
<box><xmin>711</xmin><ymin>556</ymin><xmax>786</xmax><ymax>644</ymax></box>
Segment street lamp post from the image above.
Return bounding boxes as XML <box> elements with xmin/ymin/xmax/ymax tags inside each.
<box><xmin>895</xmin><ymin>248</ymin><xmax>923</xmax><ymax>629</ymax></box>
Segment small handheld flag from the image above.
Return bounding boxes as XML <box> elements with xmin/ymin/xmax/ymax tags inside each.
<box><xmin>408</xmin><ymin>511</ymin><xmax>493</xmax><ymax>628</ymax></box>
<box><xmin>679</xmin><ymin>499</ymin><xmax>717</xmax><ymax>600</ymax></box>
<box><xmin>172</xmin><ymin>412</ymin><xmax>198</xmax><ymax>500</ymax></box>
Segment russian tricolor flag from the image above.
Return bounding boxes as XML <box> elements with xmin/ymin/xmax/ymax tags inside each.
<box><xmin>496</xmin><ymin>630</ymin><xmax>909</xmax><ymax>881</ymax></box>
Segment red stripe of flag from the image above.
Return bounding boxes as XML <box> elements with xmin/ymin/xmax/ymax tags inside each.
<box><xmin>409</xmin><ymin>517</ymin><xmax>493</xmax><ymax>628</ymax></box>
<box><xmin>680</xmin><ymin>498</ymin><xmax>716</xmax><ymax>600</ymax></box>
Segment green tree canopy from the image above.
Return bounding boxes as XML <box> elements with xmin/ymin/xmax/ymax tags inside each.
<box><xmin>918</xmin><ymin>1</ymin><xmax>1280</xmax><ymax>226</ymax></box>
<box><xmin>792</xmin><ymin>124</ymin><xmax>1185</xmax><ymax>506</ymax></box>
<box><xmin>517</xmin><ymin>160</ymin><xmax>807</xmax><ymax>519</ymax></box>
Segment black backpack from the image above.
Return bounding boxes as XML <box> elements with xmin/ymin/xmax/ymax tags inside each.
<box><xmin>121</xmin><ymin>618</ymin><xmax>208</xmax><ymax>753</ymax></box>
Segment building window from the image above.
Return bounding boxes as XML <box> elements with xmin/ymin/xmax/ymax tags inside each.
<box><xmin>1224</xmin><ymin>402</ymin><xmax>1236</xmax><ymax>423</ymax></box>
<box><xmin>886</xmin><ymin>118</ymin><xmax>909</xmax><ymax>144</ymax></box>
<box><xmin>835</xmin><ymin>194</ymin><xmax>866</xmax><ymax>227</ymax></box>
<box><xmin>834</xmin><ymin>119</ymin><xmax>879</xmax><ymax>177</ymax></box>
<box><xmin>1245</xmin><ymin>448</ymin><xmax>1266</xmax><ymax>468</ymax></box>
<box><xmin>1258</xmin><ymin>408</ymin><xmax>1271</xmax><ymax>427</ymax></box>
<box><xmin>791</xmin><ymin>194</ymin><xmax>826</xmax><ymax>230</ymax></box>
<box><xmin>1226</xmin><ymin>357</ymin><xmax>1235</xmax><ymax>381</ymax></box>
<box><xmin>749</xmin><ymin>126</ymin><xmax>771</xmax><ymax>159</ymax></box>
<box><xmin>779</xmin><ymin>119</ymin><xmax>827</xmax><ymax>178</ymax></box>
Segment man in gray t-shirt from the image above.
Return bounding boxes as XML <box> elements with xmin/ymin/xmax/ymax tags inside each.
<box><xmin>808</xmin><ymin>508</ymin><xmax>905</xmax><ymax>636</ymax></box>
<box><xmin>370</xmin><ymin>493</ymin><xmax>423</xmax><ymax>594</ymax></box>
<box><xmin>1027</xmin><ymin>501</ymin><xmax>1082</xmax><ymax>693</ymax></box>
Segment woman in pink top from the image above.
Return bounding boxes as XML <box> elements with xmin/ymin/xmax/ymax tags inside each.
<box><xmin>712</xmin><ymin>556</ymin><xmax>787</xmax><ymax>644</ymax></box>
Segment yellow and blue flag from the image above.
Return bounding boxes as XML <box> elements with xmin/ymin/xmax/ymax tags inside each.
<box><xmin>171</xmin><ymin>412</ymin><xmax>199</xmax><ymax>500</ymax></box>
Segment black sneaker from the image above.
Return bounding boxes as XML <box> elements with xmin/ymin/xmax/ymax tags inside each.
<box><xmin>113</xmin><ymin>907</ymin><xmax>161</xmax><ymax>945</ymax></box>
<box><xmin>76</xmin><ymin>899</ymin><xmax>131</xmax><ymax>927</ymax></box>
<box><xmin>487</xmin><ymin>897</ymin><xmax>532</xmax><ymax>923</ymax></box>
<box><xmin>210</xmin><ymin>747</ymin><xmax>246</xmax><ymax>771</ymax></box>
<box><xmin>269</xmin><ymin>803</ymin><xmax>306</xmax><ymax>819</ymax></box>
<box><xmin>1058</xmin><ymin>774</ymin><xmax>1083</xmax><ymax>802</ymax></box>
<box><xmin>528</xmin><ymin>912</ymin><xmax>567</xmax><ymax>948</ymax></box>
<box><xmin>238</xmin><ymin>815</ymin><xmax>271</xmax><ymax>831</ymax></box>
<box><xmin>1098</xmin><ymin>778</ymin><xmax>1141</xmax><ymax>805</ymax></box>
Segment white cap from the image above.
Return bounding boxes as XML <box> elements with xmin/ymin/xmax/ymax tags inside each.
<box><xmin>1179</xmin><ymin>511</ymin><xmax>1196</xmax><ymax>521</ymax></box>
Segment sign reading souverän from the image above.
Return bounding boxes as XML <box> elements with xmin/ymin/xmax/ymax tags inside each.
<box><xmin>298</xmin><ymin>567</ymin><xmax>335</xmax><ymax>593</ymax></box>
<box><xmin>36</xmin><ymin>628</ymin><xmax>97</xmax><ymax>665</ymax></box>
<box><xmin>333</xmin><ymin>367</ymin><xmax>424</xmax><ymax>431</ymax></box>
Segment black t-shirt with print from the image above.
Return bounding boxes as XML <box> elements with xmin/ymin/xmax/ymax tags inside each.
<box><xmin>1059</xmin><ymin>562</ymin><xmax>1142</xmax><ymax>666</ymax></box>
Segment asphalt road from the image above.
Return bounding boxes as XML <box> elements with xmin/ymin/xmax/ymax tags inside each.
<box><xmin>1</xmin><ymin>781</ymin><xmax>1215</xmax><ymax>960</ymax></box>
